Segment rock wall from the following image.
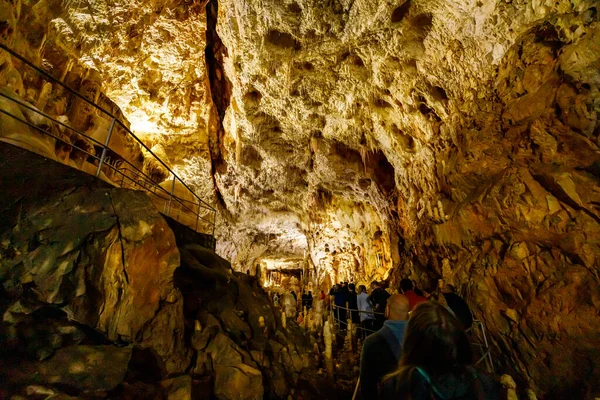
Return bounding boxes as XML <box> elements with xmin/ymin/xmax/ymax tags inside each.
<box><xmin>2</xmin><ymin>0</ymin><xmax>600</xmax><ymax>397</ymax></box>
<box><xmin>213</xmin><ymin>0</ymin><xmax>600</xmax><ymax>398</ymax></box>
<box><xmin>0</xmin><ymin>147</ymin><xmax>328</xmax><ymax>399</ymax></box>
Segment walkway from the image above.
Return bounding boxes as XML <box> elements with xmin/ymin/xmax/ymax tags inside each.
<box><xmin>330</xmin><ymin>303</ymin><xmax>494</xmax><ymax>372</ymax></box>
<box><xmin>0</xmin><ymin>44</ymin><xmax>216</xmax><ymax>248</ymax></box>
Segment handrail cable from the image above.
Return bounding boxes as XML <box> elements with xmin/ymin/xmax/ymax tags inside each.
<box><xmin>0</xmin><ymin>103</ymin><xmax>213</xmax><ymax>225</ymax></box>
<box><xmin>0</xmin><ymin>42</ymin><xmax>215</xmax><ymax>212</ymax></box>
<box><xmin>329</xmin><ymin>305</ymin><xmax>494</xmax><ymax>371</ymax></box>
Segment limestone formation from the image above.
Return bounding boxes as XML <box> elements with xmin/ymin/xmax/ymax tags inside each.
<box><xmin>0</xmin><ymin>151</ymin><xmax>332</xmax><ymax>399</ymax></box>
<box><xmin>1</xmin><ymin>0</ymin><xmax>600</xmax><ymax>397</ymax></box>
<box><xmin>323</xmin><ymin>320</ymin><xmax>333</xmax><ymax>360</ymax></box>
<box><xmin>283</xmin><ymin>292</ymin><xmax>297</xmax><ymax>318</ymax></box>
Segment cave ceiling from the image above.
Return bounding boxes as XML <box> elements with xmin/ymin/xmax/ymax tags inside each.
<box><xmin>3</xmin><ymin>0</ymin><xmax>600</xmax><ymax>394</ymax></box>
<box><xmin>4</xmin><ymin>0</ymin><xmax>599</xmax><ymax>284</ymax></box>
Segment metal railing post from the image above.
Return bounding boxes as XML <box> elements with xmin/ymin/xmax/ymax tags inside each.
<box><xmin>195</xmin><ymin>200</ymin><xmax>200</xmax><ymax>231</ymax></box>
<box><xmin>166</xmin><ymin>175</ymin><xmax>176</xmax><ymax>216</ymax></box>
<box><xmin>480</xmin><ymin>322</ymin><xmax>494</xmax><ymax>372</ymax></box>
<box><xmin>96</xmin><ymin>118</ymin><xmax>116</xmax><ymax>178</ymax></box>
<box><xmin>212</xmin><ymin>210</ymin><xmax>216</xmax><ymax>236</ymax></box>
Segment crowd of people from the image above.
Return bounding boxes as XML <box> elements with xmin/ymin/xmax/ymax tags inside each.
<box><xmin>355</xmin><ymin>279</ymin><xmax>502</xmax><ymax>400</ymax></box>
<box><xmin>269</xmin><ymin>276</ymin><xmax>499</xmax><ymax>399</ymax></box>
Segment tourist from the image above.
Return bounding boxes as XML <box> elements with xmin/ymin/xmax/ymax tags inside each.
<box><xmin>320</xmin><ymin>290</ymin><xmax>326</xmax><ymax>301</ymax></box>
<box><xmin>356</xmin><ymin>285</ymin><xmax>375</xmax><ymax>338</ymax></box>
<box><xmin>328</xmin><ymin>284</ymin><xmax>338</xmax><ymax>313</ymax></box>
<box><xmin>329</xmin><ymin>284</ymin><xmax>338</xmax><ymax>296</ymax></box>
<box><xmin>360</xmin><ymin>294</ymin><xmax>410</xmax><ymax>399</ymax></box>
<box><xmin>367</xmin><ymin>280</ymin><xmax>390</xmax><ymax>330</ymax></box>
<box><xmin>348</xmin><ymin>283</ymin><xmax>359</xmax><ymax>323</ymax></box>
<box><xmin>301</xmin><ymin>291</ymin><xmax>309</xmax><ymax>309</ymax></box>
<box><xmin>333</xmin><ymin>283</ymin><xmax>347</xmax><ymax>329</ymax></box>
<box><xmin>399</xmin><ymin>278</ymin><xmax>427</xmax><ymax>311</ymax></box>
<box><xmin>307</xmin><ymin>291</ymin><xmax>313</xmax><ymax>309</ymax></box>
<box><xmin>442</xmin><ymin>284</ymin><xmax>473</xmax><ymax>330</ymax></box>
<box><xmin>379</xmin><ymin>302</ymin><xmax>502</xmax><ymax>399</ymax></box>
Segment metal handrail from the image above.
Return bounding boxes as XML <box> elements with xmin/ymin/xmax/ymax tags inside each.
<box><xmin>0</xmin><ymin>97</ymin><xmax>200</xmax><ymax>216</ymax></box>
<box><xmin>118</xmin><ymin>166</ymin><xmax>213</xmax><ymax>211</ymax></box>
<box><xmin>330</xmin><ymin>306</ymin><xmax>494</xmax><ymax>371</ymax></box>
<box><xmin>0</xmin><ymin>43</ymin><xmax>212</xmax><ymax>210</ymax></box>
<box><xmin>0</xmin><ymin>97</ymin><xmax>215</xmax><ymax>233</ymax></box>
<box><xmin>331</xmin><ymin>303</ymin><xmax>385</xmax><ymax>316</ymax></box>
<box><xmin>331</xmin><ymin>304</ymin><xmax>384</xmax><ymax>335</ymax></box>
<box><xmin>0</xmin><ymin>43</ymin><xmax>217</xmax><ymax>238</ymax></box>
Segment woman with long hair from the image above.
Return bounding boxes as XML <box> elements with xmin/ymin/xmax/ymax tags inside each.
<box><xmin>380</xmin><ymin>302</ymin><xmax>503</xmax><ymax>399</ymax></box>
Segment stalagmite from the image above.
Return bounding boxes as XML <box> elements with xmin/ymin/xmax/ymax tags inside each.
<box><xmin>281</xmin><ymin>311</ymin><xmax>286</xmax><ymax>329</ymax></box>
<box><xmin>314</xmin><ymin>299</ymin><xmax>324</xmax><ymax>331</ymax></box>
<box><xmin>303</xmin><ymin>306</ymin><xmax>308</xmax><ymax>330</ymax></box>
<box><xmin>35</xmin><ymin>82</ymin><xmax>52</xmax><ymax>111</ymax></box>
<box><xmin>426</xmin><ymin>200</ymin><xmax>433</xmax><ymax>218</ymax></box>
<box><xmin>433</xmin><ymin>206</ymin><xmax>440</xmax><ymax>221</ymax></box>
<box><xmin>323</xmin><ymin>320</ymin><xmax>332</xmax><ymax>360</ymax></box>
<box><xmin>283</xmin><ymin>292</ymin><xmax>296</xmax><ymax>318</ymax></box>
<box><xmin>345</xmin><ymin>318</ymin><xmax>354</xmax><ymax>352</ymax></box>
<box><xmin>437</xmin><ymin>200</ymin><xmax>445</xmax><ymax>221</ymax></box>
<box><xmin>501</xmin><ymin>375</ymin><xmax>518</xmax><ymax>400</ymax></box>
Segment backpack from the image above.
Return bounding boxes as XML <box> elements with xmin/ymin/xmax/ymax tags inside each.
<box><xmin>416</xmin><ymin>368</ymin><xmax>486</xmax><ymax>400</ymax></box>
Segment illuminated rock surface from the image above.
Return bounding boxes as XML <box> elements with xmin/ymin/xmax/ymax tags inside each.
<box><xmin>1</xmin><ymin>0</ymin><xmax>600</xmax><ymax>398</ymax></box>
<box><xmin>0</xmin><ymin>147</ymin><xmax>333</xmax><ymax>399</ymax></box>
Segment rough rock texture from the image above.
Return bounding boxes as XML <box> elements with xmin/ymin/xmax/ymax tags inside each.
<box><xmin>0</xmin><ymin>158</ymin><xmax>188</xmax><ymax>381</ymax></box>
<box><xmin>3</xmin><ymin>0</ymin><xmax>600</xmax><ymax>397</ymax></box>
<box><xmin>213</xmin><ymin>1</ymin><xmax>600</xmax><ymax>397</ymax></box>
<box><xmin>0</xmin><ymin>145</ymin><xmax>329</xmax><ymax>399</ymax></box>
<box><xmin>0</xmin><ymin>0</ymin><xmax>215</xmax><ymax>233</ymax></box>
<box><xmin>174</xmin><ymin>243</ymin><xmax>327</xmax><ymax>399</ymax></box>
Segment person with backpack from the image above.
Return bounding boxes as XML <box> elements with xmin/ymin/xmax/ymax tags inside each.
<box><xmin>379</xmin><ymin>302</ymin><xmax>502</xmax><ymax>400</ymax></box>
<box><xmin>360</xmin><ymin>294</ymin><xmax>410</xmax><ymax>400</ymax></box>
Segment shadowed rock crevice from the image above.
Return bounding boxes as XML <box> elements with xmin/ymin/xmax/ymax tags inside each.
<box><xmin>0</xmin><ymin>150</ymin><xmax>335</xmax><ymax>398</ymax></box>
<box><xmin>391</xmin><ymin>0</ymin><xmax>412</xmax><ymax>23</ymax></box>
<box><xmin>2</xmin><ymin>0</ymin><xmax>600</xmax><ymax>398</ymax></box>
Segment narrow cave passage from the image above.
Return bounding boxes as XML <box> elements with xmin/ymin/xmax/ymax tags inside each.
<box><xmin>1</xmin><ymin>0</ymin><xmax>600</xmax><ymax>399</ymax></box>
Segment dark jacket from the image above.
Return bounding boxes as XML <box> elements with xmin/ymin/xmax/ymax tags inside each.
<box><xmin>334</xmin><ymin>287</ymin><xmax>347</xmax><ymax>306</ymax></box>
<box><xmin>360</xmin><ymin>321</ymin><xmax>407</xmax><ymax>399</ymax></box>
<box><xmin>348</xmin><ymin>290</ymin><xmax>359</xmax><ymax>322</ymax></box>
<box><xmin>443</xmin><ymin>293</ymin><xmax>473</xmax><ymax>329</ymax></box>
<box><xmin>379</xmin><ymin>366</ymin><xmax>503</xmax><ymax>400</ymax></box>
<box><xmin>368</xmin><ymin>287</ymin><xmax>390</xmax><ymax>313</ymax></box>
